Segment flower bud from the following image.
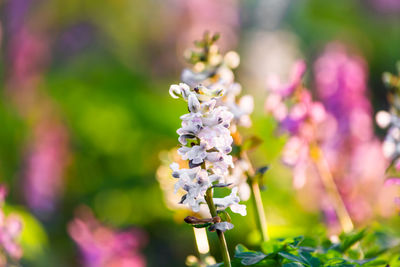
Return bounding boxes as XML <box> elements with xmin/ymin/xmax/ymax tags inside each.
<box><xmin>224</xmin><ymin>51</ymin><xmax>240</xmax><ymax>69</ymax></box>
<box><xmin>169</xmin><ymin>84</ymin><xmax>181</xmax><ymax>99</ymax></box>
<box><xmin>376</xmin><ymin>110</ymin><xmax>391</xmax><ymax>128</ymax></box>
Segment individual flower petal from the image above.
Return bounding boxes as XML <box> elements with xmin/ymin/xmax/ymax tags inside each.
<box><xmin>213</xmin><ymin>222</ymin><xmax>234</xmax><ymax>232</ymax></box>
<box><xmin>188</xmin><ymin>93</ymin><xmax>201</xmax><ymax>113</ymax></box>
<box><xmin>213</xmin><ymin>187</ymin><xmax>246</xmax><ymax>216</ymax></box>
<box><xmin>229</xmin><ymin>203</ymin><xmax>247</xmax><ymax>216</ymax></box>
<box><xmin>169</xmin><ymin>84</ymin><xmax>182</xmax><ymax>99</ymax></box>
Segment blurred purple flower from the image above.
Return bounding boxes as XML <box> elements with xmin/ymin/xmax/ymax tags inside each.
<box><xmin>4</xmin><ymin>0</ymin><xmax>32</xmax><ymax>34</ymax></box>
<box><xmin>24</xmin><ymin>119</ymin><xmax>69</xmax><ymax>215</ymax></box>
<box><xmin>68</xmin><ymin>206</ymin><xmax>147</xmax><ymax>267</ymax></box>
<box><xmin>266</xmin><ymin>61</ymin><xmax>327</xmax><ymax>188</ymax></box>
<box><xmin>369</xmin><ymin>0</ymin><xmax>400</xmax><ymax>13</ymax></box>
<box><xmin>55</xmin><ymin>23</ymin><xmax>95</xmax><ymax>59</ymax></box>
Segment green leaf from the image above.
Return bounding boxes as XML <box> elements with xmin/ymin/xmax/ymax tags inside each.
<box><xmin>240</xmin><ymin>253</ymin><xmax>267</xmax><ymax>265</ymax></box>
<box><xmin>261</xmin><ymin>239</ymin><xmax>286</xmax><ymax>254</ymax></box>
<box><xmin>193</xmin><ymin>222</ymin><xmax>212</xmax><ymax>228</ymax></box>
<box><xmin>300</xmin><ymin>251</ymin><xmax>321</xmax><ymax>267</ymax></box>
<box><xmin>211</xmin><ymin>33</ymin><xmax>220</xmax><ymax>42</ymax></box>
<box><xmin>339</xmin><ymin>229</ymin><xmax>366</xmax><ymax>253</ymax></box>
<box><xmin>278</xmin><ymin>251</ymin><xmax>308</xmax><ymax>265</ymax></box>
<box><xmin>259</xmin><ymin>259</ymin><xmax>281</xmax><ymax>266</ymax></box>
<box><xmin>322</xmin><ymin>258</ymin><xmax>353</xmax><ymax>267</ymax></box>
<box><xmin>361</xmin><ymin>259</ymin><xmax>390</xmax><ymax>266</ymax></box>
<box><xmin>283</xmin><ymin>263</ymin><xmax>304</xmax><ymax>267</ymax></box>
<box><xmin>234</xmin><ymin>244</ymin><xmax>267</xmax><ymax>265</ymax></box>
<box><xmin>235</xmin><ymin>244</ymin><xmax>250</xmax><ymax>254</ymax></box>
<box><xmin>242</xmin><ymin>136</ymin><xmax>263</xmax><ymax>152</ymax></box>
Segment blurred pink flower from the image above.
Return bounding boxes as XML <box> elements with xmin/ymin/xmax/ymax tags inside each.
<box><xmin>173</xmin><ymin>0</ymin><xmax>239</xmax><ymax>53</ymax></box>
<box><xmin>385</xmin><ymin>178</ymin><xmax>400</xmax><ymax>186</ymax></box>
<box><xmin>315</xmin><ymin>43</ymin><xmax>373</xmax><ymax>143</ymax></box>
<box><xmin>68</xmin><ymin>206</ymin><xmax>147</xmax><ymax>267</ymax></box>
<box><xmin>24</xmin><ymin>118</ymin><xmax>69</xmax><ymax>215</ymax></box>
<box><xmin>0</xmin><ymin>186</ymin><xmax>23</xmax><ymax>263</ymax></box>
<box><xmin>5</xmin><ymin>10</ymin><xmax>70</xmax><ymax>217</ymax></box>
<box><xmin>266</xmin><ymin>60</ymin><xmax>327</xmax><ymax>189</ymax></box>
<box><xmin>266</xmin><ymin>60</ymin><xmax>306</xmax><ymax>98</ymax></box>
<box><xmin>314</xmin><ymin>43</ymin><xmax>389</xmax><ymax>223</ymax></box>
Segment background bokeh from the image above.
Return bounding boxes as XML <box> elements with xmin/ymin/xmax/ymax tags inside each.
<box><xmin>0</xmin><ymin>0</ymin><xmax>400</xmax><ymax>266</ymax></box>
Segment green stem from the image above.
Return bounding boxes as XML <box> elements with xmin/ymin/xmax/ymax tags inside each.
<box><xmin>205</xmin><ymin>188</ymin><xmax>231</xmax><ymax>267</ymax></box>
<box><xmin>243</xmin><ymin>152</ymin><xmax>269</xmax><ymax>242</ymax></box>
<box><xmin>249</xmin><ymin>178</ymin><xmax>269</xmax><ymax>242</ymax></box>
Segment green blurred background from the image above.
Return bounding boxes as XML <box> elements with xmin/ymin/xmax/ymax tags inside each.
<box><xmin>0</xmin><ymin>0</ymin><xmax>399</xmax><ymax>266</ymax></box>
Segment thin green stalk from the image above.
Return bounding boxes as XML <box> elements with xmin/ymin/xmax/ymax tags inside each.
<box><xmin>249</xmin><ymin>178</ymin><xmax>269</xmax><ymax>242</ymax></box>
<box><xmin>243</xmin><ymin>152</ymin><xmax>269</xmax><ymax>242</ymax></box>
<box><xmin>205</xmin><ymin>188</ymin><xmax>231</xmax><ymax>267</ymax></box>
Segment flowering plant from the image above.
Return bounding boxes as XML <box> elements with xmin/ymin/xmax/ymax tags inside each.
<box><xmin>165</xmin><ymin>33</ymin><xmax>400</xmax><ymax>267</ymax></box>
<box><xmin>169</xmin><ymin>33</ymin><xmax>261</xmax><ymax>267</ymax></box>
<box><xmin>265</xmin><ymin>59</ymin><xmax>355</xmax><ymax>233</ymax></box>
<box><xmin>376</xmin><ymin>62</ymin><xmax>400</xmax><ymax>208</ymax></box>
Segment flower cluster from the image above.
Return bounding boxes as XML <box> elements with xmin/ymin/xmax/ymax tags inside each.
<box><xmin>182</xmin><ymin>33</ymin><xmax>253</xmax><ymax>129</ymax></box>
<box><xmin>68</xmin><ymin>206</ymin><xmax>146</xmax><ymax>267</ymax></box>
<box><xmin>376</xmin><ymin>63</ymin><xmax>400</xmax><ymax>208</ymax></box>
<box><xmin>0</xmin><ymin>186</ymin><xmax>23</xmax><ymax>266</ymax></box>
<box><xmin>181</xmin><ymin>33</ymin><xmax>254</xmax><ymax>201</ymax></box>
<box><xmin>265</xmin><ymin>60</ymin><xmax>327</xmax><ymax>188</ymax></box>
<box><xmin>169</xmin><ymin>83</ymin><xmax>246</xmax><ymax>222</ymax></box>
<box><xmin>315</xmin><ymin>44</ymin><xmax>388</xmax><ymax>223</ymax></box>
<box><xmin>376</xmin><ymin>63</ymin><xmax>400</xmax><ymax>166</ymax></box>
